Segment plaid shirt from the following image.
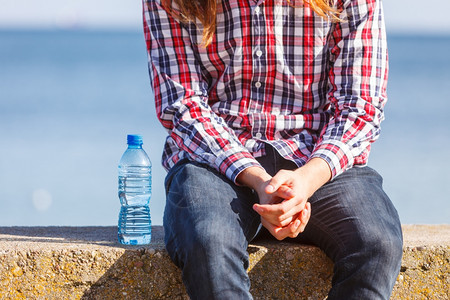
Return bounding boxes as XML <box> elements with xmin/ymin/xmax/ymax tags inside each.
<box><xmin>143</xmin><ymin>0</ymin><xmax>388</xmax><ymax>183</ymax></box>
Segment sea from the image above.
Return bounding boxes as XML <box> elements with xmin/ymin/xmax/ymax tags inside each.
<box><xmin>0</xmin><ymin>29</ymin><xmax>449</xmax><ymax>226</ymax></box>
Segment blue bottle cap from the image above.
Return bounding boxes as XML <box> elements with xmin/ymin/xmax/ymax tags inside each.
<box><xmin>127</xmin><ymin>134</ymin><xmax>143</xmax><ymax>146</ymax></box>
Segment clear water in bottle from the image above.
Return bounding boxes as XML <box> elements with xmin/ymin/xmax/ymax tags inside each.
<box><xmin>118</xmin><ymin>134</ymin><xmax>152</xmax><ymax>245</ymax></box>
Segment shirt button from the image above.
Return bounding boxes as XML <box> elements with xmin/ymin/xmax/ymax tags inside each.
<box><xmin>272</xmin><ymin>107</ymin><xmax>280</xmax><ymax>114</ymax></box>
<box><xmin>256</xmin><ymin>50</ymin><xmax>263</xmax><ymax>57</ymax></box>
<box><xmin>255</xmin><ymin>81</ymin><xmax>261</xmax><ymax>88</ymax></box>
<box><xmin>255</xmin><ymin>132</ymin><xmax>262</xmax><ymax>139</ymax></box>
<box><xmin>254</xmin><ymin>6</ymin><xmax>260</xmax><ymax>14</ymax></box>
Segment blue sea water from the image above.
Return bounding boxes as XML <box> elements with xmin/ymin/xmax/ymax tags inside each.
<box><xmin>0</xmin><ymin>30</ymin><xmax>449</xmax><ymax>226</ymax></box>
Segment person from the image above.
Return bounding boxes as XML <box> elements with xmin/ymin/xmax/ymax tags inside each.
<box><xmin>143</xmin><ymin>0</ymin><xmax>403</xmax><ymax>298</ymax></box>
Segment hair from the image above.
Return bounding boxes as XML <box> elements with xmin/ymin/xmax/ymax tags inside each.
<box><xmin>161</xmin><ymin>0</ymin><xmax>341</xmax><ymax>47</ymax></box>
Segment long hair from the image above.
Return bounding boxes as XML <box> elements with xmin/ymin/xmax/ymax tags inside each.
<box><xmin>161</xmin><ymin>0</ymin><xmax>341</xmax><ymax>47</ymax></box>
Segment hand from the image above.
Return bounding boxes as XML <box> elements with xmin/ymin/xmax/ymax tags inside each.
<box><xmin>253</xmin><ymin>169</ymin><xmax>309</xmax><ymax>225</ymax></box>
<box><xmin>259</xmin><ymin>202</ymin><xmax>311</xmax><ymax>240</ymax></box>
<box><xmin>236</xmin><ymin>158</ymin><xmax>331</xmax><ymax>240</ymax></box>
<box><xmin>252</xmin><ymin>169</ymin><xmax>312</xmax><ymax>240</ymax></box>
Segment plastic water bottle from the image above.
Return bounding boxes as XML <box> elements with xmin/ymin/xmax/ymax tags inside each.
<box><xmin>118</xmin><ymin>134</ymin><xmax>152</xmax><ymax>245</ymax></box>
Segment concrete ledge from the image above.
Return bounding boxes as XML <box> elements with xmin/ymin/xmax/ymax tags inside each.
<box><xmin>0</xmin><ymin>225</ymin><xmax>448</xmax><ymax>299</ymax></box>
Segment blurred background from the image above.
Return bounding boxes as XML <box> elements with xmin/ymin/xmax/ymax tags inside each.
<box><xmin>0</xmin><ymin>0</ymin><xmax>449</xmax><ymax>226</ymax></box>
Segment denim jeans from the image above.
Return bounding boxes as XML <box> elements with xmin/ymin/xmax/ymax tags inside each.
<box><xmin>163</xmin><ymin>147</ymin><xmax>403</xmax><ymax>299</ymax></box>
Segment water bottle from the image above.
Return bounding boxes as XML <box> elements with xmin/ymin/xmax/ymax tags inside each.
<box><xmin>118</xmin><ymin>134</ymin><xmax>152</xmax><ymax>245</ymax></box>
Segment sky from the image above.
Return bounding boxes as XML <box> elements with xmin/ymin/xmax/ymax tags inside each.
<box><xmin>0</xmin><ymin>0</ymin><xmax>449</xmax><ymax>34</ymax></box>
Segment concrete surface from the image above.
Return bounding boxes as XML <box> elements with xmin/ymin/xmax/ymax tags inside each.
<box><xmin>0</xmin><ymin>225</ymin><xmax>448</xmax><ymax>299</ymax></box>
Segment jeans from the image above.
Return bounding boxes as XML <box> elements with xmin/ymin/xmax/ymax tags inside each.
<box><xmin>163</xmin><ymin>147</ymin><xmax>403</xmax><ymax>299</ymax></box>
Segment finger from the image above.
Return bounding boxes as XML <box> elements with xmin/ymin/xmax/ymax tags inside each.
<box><xmin>296</xmin><ymin>203</ymin><xmax>311</xmax><ymax>234</ymax></box>
<box><xmin>254</xmin><ymin>207</ymin><xmax>296</xmax><ymax>228</ymax></box>
<box><xmin>260</xmin><ymin>214</ymin><xmax>301</xmax><ymax>241</ymax></box>
<box><xmin>270</xmin><ymin>213</ymin><xmax>297</xmax><ymax>228</ymax></box>
<box><xmin>253</xmin><ymin>205</ymin><xmax>301</xmax><ymax>229</ymax></box>
<box><xmin>260</xmin><ymin>217</ymin><xmax>293</xmax><ymax>241</ymax></box>
<box><xmin>265</xmin><ymin>203</ymin><xmax>311</xmax><ymax>240</ymax></box>
<box><xmin>265</xmin><ymin>170</ymin><xmax>292</xmax><ymax>194</ymax></box>
<box><xmin>277</xmin><ymin>208</ymin><xmax>302</xmax><ymax>227</ymax></box>
<box><xmin>260</xmin><ymin>218</ymin><xmax>286</xmax><ymax>241</ymax></box>
<box><xmin>272</xmin><ymin>219</ymin><xmax>301</xmax><ymax>240</ymax></box>
<box><xmin>253</xmin><ymin>197</ymin><xmax>303</xmax><ymax>220</ymax></box>
<box><xmin>291</xmin><ymin>202</ymin><xmax>311</xmax><ymax>236</ymax></box>
<box><xmin>279</xmin><ymin>213</ymin><xmax>297</xmax><ymax>227</ymax></box>
<box><xmin>278</xmin><ymin>201</ymin><xmax>309</xmax><ymax>226</ymax></box>
<box><xmin>272</xmin><ymin>185</ymin><xmax>295</xmax><ymax>201</ymax></box>
<box><xmin>279</xmin><ymin>217</ymin><xmax>294</xmax><ymax>227</ymax></box>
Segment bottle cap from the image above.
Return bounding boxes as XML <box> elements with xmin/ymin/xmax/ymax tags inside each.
<box><xmin>127</xmin><ymin>134</ymin><xmax>143</xmax><ymax>146</ymax></box>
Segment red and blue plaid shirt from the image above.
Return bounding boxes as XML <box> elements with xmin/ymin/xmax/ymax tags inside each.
<box><xmin>143</xmin><ymin>0</ymin><xmax>388</xmax><ymax>183</ymax></box>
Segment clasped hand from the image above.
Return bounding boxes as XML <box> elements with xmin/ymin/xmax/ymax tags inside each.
<box><xmin>236</xmin><ymin>158</ymin><xmax>331</xmax><ymax>241</ymax></box>
<box><xmin>253</xmin><ymin>169</ymin><xmax>311</xmax><ymax>240</ymax></box>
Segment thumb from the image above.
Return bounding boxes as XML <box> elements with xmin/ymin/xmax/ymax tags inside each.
<box><xmin>265</xmin><ymin>170</ymin><xmax>290</xmax><ymax>194</ymax></box>
<box><xmin>265</xmin><ymin>183</ymin><xmax>275</xmax><ymax>194</ymax></box>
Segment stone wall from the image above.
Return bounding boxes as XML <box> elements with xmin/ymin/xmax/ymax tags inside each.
<box><xmin>0</xmin><ymin>225</ymin><xmax>448</xmax><ymax>299</ymax></box>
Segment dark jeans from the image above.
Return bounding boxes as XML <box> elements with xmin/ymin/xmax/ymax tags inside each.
<box><xmin>163</xmin><ymin>147</ymin><xmax>403</xmax><ymax>299</ymax></box>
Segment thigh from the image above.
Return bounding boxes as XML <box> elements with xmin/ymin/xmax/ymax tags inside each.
<box><xmin>301</xmin><ymin>166</ymin><xmax>403</xmax><ymax>261</ymax></box>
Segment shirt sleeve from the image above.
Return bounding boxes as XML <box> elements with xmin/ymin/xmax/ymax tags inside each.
<box><xmin>143</xmin><ymin>0</ymin><xmax>261</xmax><ymax>183</ymax></box>
<box><xmin>310</xmin><ymin>0</ymin><xmax>389</xmax><ymax>179</ymax></box>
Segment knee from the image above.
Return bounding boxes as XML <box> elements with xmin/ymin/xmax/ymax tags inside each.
<box><xmin>370</xmin><ymin>228</ymin><xmax>403</xmax><ymax>265</ymax></box>
<box><xmin>345</xmin><ymin>222</ymin><xmax>403</xmax><ymax>267</ymax></box>
<box><xmin>164</xmin><ymin>219</ymin><xmax>216</xmax><ymax>268</ymax></box>
<box><xmin>168</xmin><ymin>218</ymin><xmax>246</xmax><ymax>269</ymax></box>
<box><xmin>186</xmin><ymin>219</ymin><xmax>242</xmax><ymax>254</ymax></box>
